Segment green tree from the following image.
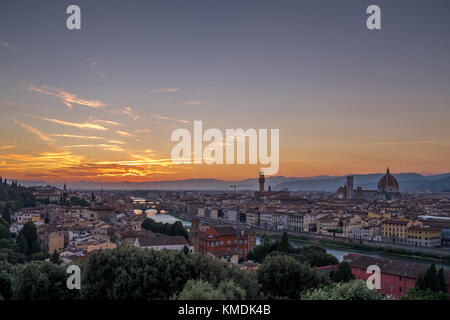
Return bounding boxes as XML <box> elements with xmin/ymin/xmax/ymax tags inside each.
<box><xmin>0</xmin><ymin>216</ymin><xmax>9</xmax><ymax>229</ymax></box>
<box><xmin>415</xmin><ymin>264</ymin><xmax>444</xmax><ymax>293</ymax></box>
<box><xmin>277</xmin><ymin>232</ymin><xmax>290</xmax><ymax>253</ymax></box>
<box><xmin>0</xmin><ymin>224</ymin><xmax>11</xmax><ymax>241</ymax></box>
<box><xmin>174</xmin><ymin>280</ymin><xmax>225</xmax><ymax>300</ymax></box>
<box><xmin>50</xmin><ymin>250</ymin><xmax>62</xmax><ymax>265</ymax></box>
<box><xmin>401</xmin><ymin>287</ymin><xmax>448</xmax><ymax>300</ymax></box>
<box><xmin>330</xmin><ymin>262</ymin><xmax>355</xmax><ymax>283</ymax></box>
<box><xmin>257</xmin><ymin>254</ymin><xmax>319</xmax><ymax>299</ymax></box>
<box><xmin>81</xmin><ymin>247</ymin><xmax>260</xmax><ymax>300</ymax></box>
<box><xmin>12</xmin><ymin>262</ymin><xmax>80</xmax><ymax>300</ymax></box>
<box><xmin>16</xmin><ymin>221</ymin><xmax>39</xmax><ymax>256</ymax></box>
<box><xmin>0</xmin><ymin>271</ymin><xmax>13</xmax><ymax>300</ymax></box>
<box><xmin>437</xmin><ymin>267</ymin><xmax>447</xmax><ymax>293</ymax></box>
<box><xmin>217</xmin><ymin>280</ymin><xmax>247</xmax><ymax>299</ymax></box>
<box><xmin>1</xmin><ymin>207</ymin><xmax>11</xmax><ymax>225</ymax></box>
<box><xmin>301</xmin><ymin>279</ymin><xmax>382</xmax><ymax>300</ymax></box>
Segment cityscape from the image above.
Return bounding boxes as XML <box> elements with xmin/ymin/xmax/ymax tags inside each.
<box><xmin>0</xmin><ymin>169</ymin><xmax>449</xmax><ymax>301</ymax></box>
<box><xmin>0</xmin><ymin>0</ymin><xmax>450</xmax><ymax>311</ymax></box>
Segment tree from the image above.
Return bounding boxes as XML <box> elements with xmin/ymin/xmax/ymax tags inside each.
<box><xmin>12</xmin><ymin>262</ymin><xmax>80</xmax><ymax>300</ymax></box>
<box><xmin>16</xmin><ymin>221</ymin><xmax>39</xmax><ymax>256</ymax></box>
<box><xmin>277</xmin><ymin>232</ymin><xmax>290</xmax><ymax>253</ymax></box>
<box><xmin>217</xmin><ymin>280</ymin><xmax>247</xmax><ymax>300</ymax></box>
<box><xmin>437</xmin><ymin>267</ymin><xmax>447</xmax><ymax>293</ymax></box>
<box><xmin>401</xmin><ymin>287</ymin><xmax>448</xmax><ymax>300</ymax></box>
<box><xmin>330</xmin><ymin>262</ymin><xmax>354</xmax><ymax>283</ymax></box>
<box><xmin>80</xmin><ymin>247</ymin><xmax>260</xmax><ymax>300</ymax></box>
<box><xmin>1</xmin><ymin>206</ymin><xmax>11</xmax><ymax>225</ymax></box>
<box><xmin>0</xmin><ymin>271</ymin><xmax>13</xmax><ymax>300</ymax></box>
<box><xmin>50</xmin><ymin>250</ymin><xmax>62</xmax><ymax>265</ymax></box>
<box><xmin>0</xmin><ymin>224</ymin><xmax>11</xmax><ymax>241</ymax></box>
<box><xmin>415</xmin><ymin>264</ymin><xmax>444</xmax><ymax>293</ymax></box>
<box><xmin>0</xmin><ymin>217</ymin><xmax>9</xmax><ymax>230</ymax></box>
<box><xmin>173</xmin><ymin>279</ymin><xmax>247</xmax><ymax>300</ymax></box>
<box><xmin>182</xmin><ymin>244</ymin><xmax>190</xmax><ymax>256</ymax></box>
<box><xmin>301</xmin><ymin>279</ymin><xmax>382</xmax><ymax>300</ymax></box>
<box><xmin>174</xmin><ymin>280</ymin><xmax>224</xmax><ymax>300</ymax></box>
<box><xmin>257</xmin><ymin>254</ymin><xmax>319</xmax><ymax>299</ymax></box>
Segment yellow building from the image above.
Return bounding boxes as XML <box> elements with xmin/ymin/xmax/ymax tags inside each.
<box><xmin>381</xmin><ymin>219</ymin><xmax>411</xmax><ymax>243</ymax></box>
<box><xmin>48</xmin><ymin>231</ymin><xmax>65</xmax><ymax>253</ymax></box>
<box><xmin>406</xmin><ymin>226</ymin><xmax>441</xmax><ymax>247</ymax></box>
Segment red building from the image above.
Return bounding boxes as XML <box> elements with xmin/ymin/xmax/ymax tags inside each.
<box><xmin>197</xmin><ymin>225</ymin><xmax>257</xmax><ymax>260</ymax></box>
<box><xmin>344</xmin><ymin>254</ymin><xmax>450</xmax><ymax>299</ymax></box>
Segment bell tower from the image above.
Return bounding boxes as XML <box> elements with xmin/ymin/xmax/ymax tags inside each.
<box><xmin>259</xmin><ymin>171</ymin><xmax>265</xmax><ymax>193</ymax></box>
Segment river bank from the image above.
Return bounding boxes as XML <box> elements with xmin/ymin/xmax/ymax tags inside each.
<box><xmin>265</xmin><ymin>232</ymin><xmax>450</xmax><ymax>268</ymax></box>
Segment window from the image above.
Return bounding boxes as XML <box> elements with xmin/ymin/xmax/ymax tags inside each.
<box><xmin>399</xmin><ymin>286</ymin><xmax>402</xmax><ymax>292</ymax></box>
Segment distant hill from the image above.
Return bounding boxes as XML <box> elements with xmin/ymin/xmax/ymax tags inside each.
<box><xmin>10</xmin><ymin>172</ymin><xmax>450</xmax><ymax>191</ymax></box>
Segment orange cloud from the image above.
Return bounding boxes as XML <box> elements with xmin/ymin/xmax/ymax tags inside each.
<box><xmin>12</xmin><ymin>119</ymin><xmax>53</xmax><ymax>142</ymax></box>
<box><xmin>27</xmin><ymin>85</ymin><xmax>106</xmax><ymax>109</ymax></box>
<box><xmin>35</xmin><ymin>116</ymin><xmax>108</xmax><ymax>131</ymax></box>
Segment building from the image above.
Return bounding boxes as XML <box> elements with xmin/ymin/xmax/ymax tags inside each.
<box><xmin>418</xmin><ymin>215</ymin><xmax>450</xmax><ymax>245</ymax></box>
<box><xmin>317</xmin><ymin>215</ymin><xmax>339</xmax><ymax>235</ymax></box>
<box><xmin>194</xmin><ymin>225</ymin><xmax>257</xmax><ymax>260</ymax></box>
<box><xmin>287</xmin><ymin>213</ymin><xmax>304</xmax><ymax>232</ymax></box>
<box><xmin>381</xmin><ymin>219</ymin><xmax>411</xmax><ymax>243</ymax></box>
<box><xmin>337</xmin><ymin>168</ymin><xmax>402</xmax><ymax>201</ymax></box>
<box><xmin>345</xmin><ymin>254</ymin><xmax>450</xmax><ymax>299</ymax></box>
<box><xmin>259</xmin><ymin>171</ymin><xmax>265</xmax><ymax>193</ymax></box>
<box><xmin>134</xmin><ymin>236</ymin><xmax>193</xmax><ymax>252</ymax></box>
<box><xmin>207</xmin><ymin>249</ymin><xmax>239</xmax><ymax>265</ymax></box>
<box><xmin>245</xmin><ymin>209</ymin><xmax>260</xmax><ymax>227</ymax></box>
<box><xmin>259</xmin><ymin>213</ymin><xmax>273</xmax><ymax>230</ymax></box>
<box><xmin>32</xmin><ymin>186</ymin><xmax>62</xmax><ymax>203</ymax></box>
<box><xmin>47</xmin><ymin>231</ymin><xmax>65</xmax><ymax>253</ymax></box>
<box><xmin>406</xmin><ymin>226</ymin><xmax>441</xmax><ymax>247</ymax></box>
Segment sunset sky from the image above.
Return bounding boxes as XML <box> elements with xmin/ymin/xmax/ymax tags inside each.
<box><xmin>1</xmin><ymin>0</ymin><xmax>450</xmax><ymax>182</ymax></box>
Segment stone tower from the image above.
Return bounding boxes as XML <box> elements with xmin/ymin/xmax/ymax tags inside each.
<box><xmin>259</xmin><ymin>171</ymin><xmax>265</xmax><ymax>193</ymax></box>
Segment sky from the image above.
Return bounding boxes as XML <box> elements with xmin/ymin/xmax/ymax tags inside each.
<box><xmin>0</xmin><ymin>0</ymin><xmax>450</xmax><ymax>183</ymax></box>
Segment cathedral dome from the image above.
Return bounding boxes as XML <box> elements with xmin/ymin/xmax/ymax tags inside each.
<box><xmin>377</xmin><ymin>168</ymin><xmax>399</xmax><ymax>193</ymax></box>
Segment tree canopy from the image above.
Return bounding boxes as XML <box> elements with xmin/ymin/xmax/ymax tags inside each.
<box><xmin>301</xmin><ymin>279</ymin><xmax>382</xmax><ymax>300</ymax></box>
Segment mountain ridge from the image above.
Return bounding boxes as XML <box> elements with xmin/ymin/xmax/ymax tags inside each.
<box><xmin>7</xmin><ymin>172</ymin><xmax>450</xmax><ymax>191</ymax></box>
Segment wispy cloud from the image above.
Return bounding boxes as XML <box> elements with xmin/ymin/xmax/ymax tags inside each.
<box><xmin>121</xmin><ymin>106</ymin><xmax>141</xmax><ymax>120</ymax></box>
<box><xmin>88</xmin><ymin>61</ymin><xmax>106</xmax><ymax>79</ymax></box>
<box><xmin>108</xmin><ymin>140</ymin><xmax>125</xmax><ymax>145</ymax></box>
<box><xmin>90</xmin><ymin>118</ymin><xmax>121</xmax><ymax>126</ymax></box>
<box><xmin>27</xmin><ymin>85</ymin><xmax>106</xmax><ymax>109</ymax></box>
<box><xmin>152</xmin><ymin>113</ymin><xmax>189</xmax><ymax>124</ymax></box>
<box><xmin>375</xmin><ymin>141</ymin><xmax>440</xmax><ymax>145</ymax></box>
<box><xmin>0</xmin><ymin>40</ymin><xmax>24</xmax><ymax>52</ymax></box>
<box><xmin>12</xmin><ymin>119</ymin><xmax>53</xmax><ymax>142</ymax></box>
<box><xmin>63</xmin><ymin>144</ymin><xmax>125</xmax><ymax>152</ymax></box>
<box><xmin>152</xmin><ymin>88</ymin><xmax>180</xmax><ymax>94</ymax></box>
<box><xmin>183</xmin><ymin>100</ymin><xmax>208</xmax><ymax>105</ymax></box>
<box><xmin>50</xmin><ymin>134</ymin><xmax>105</xmax><ymax>140</ymax></box>
<box><xmin>109</xmin><ymin>106</ymin><xmax>141</xmax><ymax>121</ymax></box>
<box><xmin>32</xmin><ymin>116</ymin><xmax>108</xmax><ymax>131</ymax></box>
<box><xmin>0</xmin><ymin>145</ymin><xmax>15</xmax><ymax>150</ymax></box>
<box><xmin>115</xmin><ymin>130</ymin><xmax>136</xmax><ymax>138</ymax></box>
